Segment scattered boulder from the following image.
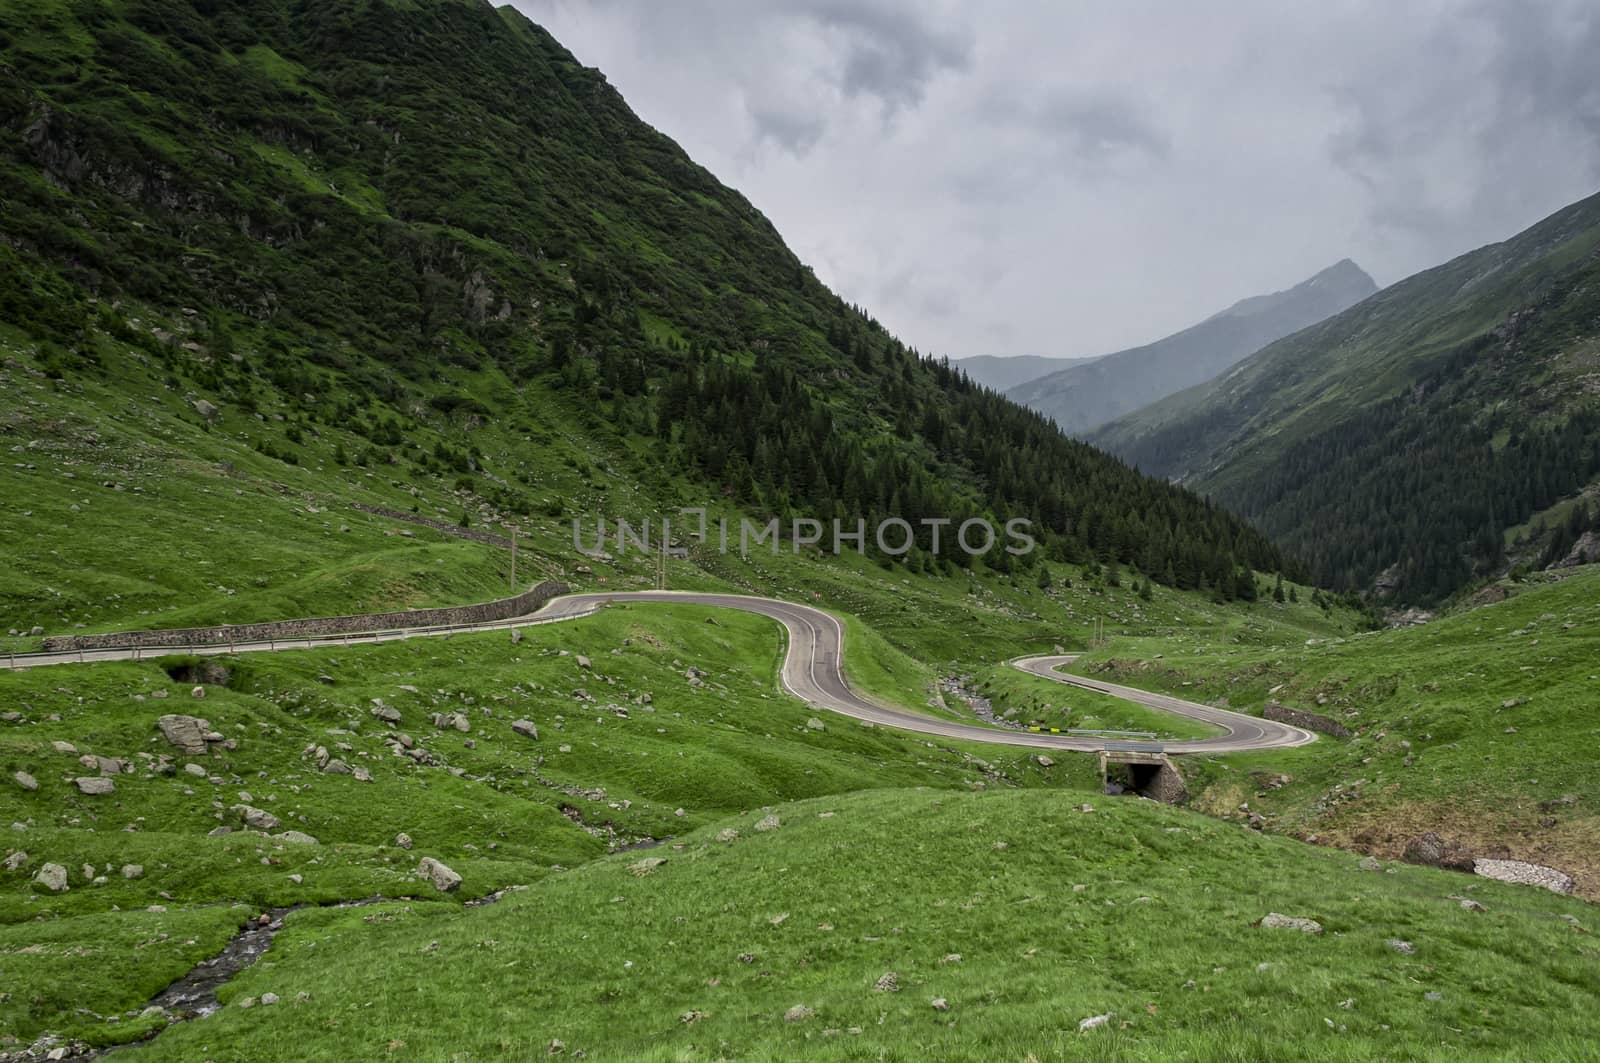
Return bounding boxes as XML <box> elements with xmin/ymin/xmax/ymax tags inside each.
<box><xmin>121</xmin><ymin>864</ymin><xmax>143</xmax><ymax>879</ymax></box>
<box><xmin>80</xmin><ymin>754</ymin><xmax>126</xmax><ymax>776</ymax></box>
<box><xmin>4</xmin><ymin>851</ymin><xmax>28</xmax><ymax>871</ymax></box>
<box><xmin>74</xmin><ymin>777</ymin><xmax>115</xmax><ymax>796</ymax></box>
<box><xmin>1079</xmin><ymin>1013</ymin><xmax>1113</xmax><ymax>1032</ymax></box>
<box><xmin>754</xmin><ymin>813</ymin><xmax>781</xmax><ymax>833</ymax></box>
<box><xmin>13</xmin><ymin>771</ymin><xmax>37</xmax><ymax>792</ymax></box>
<box><xmin>432</xmin><ymin>712</ymin><xmax>471</xmax><ymax>733</ymax></box>
<box><xmin>628</xmin><ymin>856</ymin><xmax>667</xmax><ymax>876</ymax></box>
<box><xmin>1035</xmin><ymin>754</ymin><xmax>1055</xmax><ymax>768</ymax></box>
<box><xmin>275</xmin><ymin>831</ymin><xmax>319</xmax><ymax>845</ymax></box>
<box><xmin>371</xmin><ymin>702</ymin><xmax>402</xmax><ymax>725</ymax></box>
<box><xmin>805</xmin><ymin>718</ymin><xmax>826</xmax><ymax>731</ymax></box>
<box><xmin>233</xmin><ymin>805</ymin><xmax>282</xmax><ymax>831</ymax></box>
<box><xmin>1450</xmin><ymin>895</ymin><xmax>1488</xmax><ymax>912</ymax></box>
<box><xmin>1387</xmin><ymin>939</ymin><xmax>1416</xmax><ymax>955</ymax></box>
<box><xmin>395</xmin><ymin>832</ymin><xmax>414</xmax><ymax>850</ymax></box>
<box><xmin>418</xmin><ymin>856</ymin><xmax>462</xmax><ymax>892</ymax></box>
<box><xmin>1358</xmin><ymin>856</ymin><xmax>1383</xmax><ymax>872</ymax></box>
<box><xmin>872</xmin><ymin>972</ymin><xmax>899</xmax><ymax>993</ymax></box>
<box><xmin>511</xmin><ymin>719</ymin><xmax>539</xmax><ymax>740</ymax></box>
<box><xmin>715</xmin><ymin>828</ymin><xmax>739</xmax><ymax>843</ymax></box>
<box><xmin>34</xmin><ymin>862</ymin><xmax>68</xmax><ymax>892</ymax></box>
<box><xmin>783</xmin><ymin>1004</ymin><xmax>814</xmax><ymax>1023</ymax></box>
<box><xmin>1254</xmin><ymin>912</ymin><xmax>1324</xmax><ymax>934</ymax></box>
<box><xmin>157</xmin><ymin>715</ymin><xmax>211</xmax><ymax>756</ymax></box>
<box><xmin>322</xmin><ymin>759</ymin><xmax>352</xmax><ymax>776</ymax></box>
<box><xmin>51</xmin><ymin>741</ymin><xmax>77</xmax><ymax>755</ymax></box>
<box><xmin>191</xmin><ymin>686</ymin><xmax>206</xmax><ymax>699</ymax></box>
<box><xmin>576</xmin><ymin>655</ymin><xmax>592</xmax><ymax>670</ymax></box>
<box><xmin>1402</xmin><ymin>832</ymin><xmax>1476</xmax><ymax>872</ymax></box>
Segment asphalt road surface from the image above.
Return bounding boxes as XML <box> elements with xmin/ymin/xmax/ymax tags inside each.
<box><xmin>2</xmin><ymin>589</ymin><xmax>1315</xmax><ymax>754</ymax></box>
<box><xmin>533</xmin><ymin>591</ymin><xmax>1315</xmax><ymax>754</ymax></box>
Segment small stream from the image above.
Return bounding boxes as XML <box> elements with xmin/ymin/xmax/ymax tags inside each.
<box><xmin>50</xmin><ymin>890</ymin><xmax>517</xmax><ymax>1061</ymax></box>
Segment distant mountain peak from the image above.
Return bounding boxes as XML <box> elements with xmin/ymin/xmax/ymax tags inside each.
<box><xmin>1006</xmin><ymin>260</ymin><xmax>1378</xmax><ymax>435</ymax></box>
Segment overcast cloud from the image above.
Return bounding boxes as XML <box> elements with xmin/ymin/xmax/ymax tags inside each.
<box><xmin>510</xmin><ymin>0</ymin><xmax>1600</xmax><ymax>359</ymax></box>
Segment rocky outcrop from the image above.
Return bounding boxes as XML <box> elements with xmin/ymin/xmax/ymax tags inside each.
<box><xmin>1402</xmin><ymin>831</ymin><xmax>1476</xmax><ymax>872</ymax></box>
<box><xmin>1263</xmin><ymin>701</ymin><xmax>1351</xmax><ymax>739</ymax></box>
<box><xmin>157</xmin><ymin>715</ymin><xmax>214</xmax><ymax>756</ymax></box>
<box><xmin>417</xmin><ymin>857</ymin><xmax>461</xmax><ymax>892</ymax></box>
<box><xmin>1550</xmin><ymin>530</ymin><xmax>1600</xmax><ymax>569</ymax></box>
<box><xmin>1255</xmin><ymin>913</ymin><xmax>1324</xmax><ymax>934</ymax></box>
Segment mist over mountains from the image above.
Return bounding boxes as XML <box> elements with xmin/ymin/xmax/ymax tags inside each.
<box><xmin>1005</xmin><ymin>259</ymin><xmax>1378</xmax><ymax>436</ymax></box>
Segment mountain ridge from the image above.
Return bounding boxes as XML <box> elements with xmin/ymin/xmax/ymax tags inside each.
<box><xmin>1004</xmin><ymin>259</ymin><xmax>1376</xmax><ymax>436</ymax></box>
<box><xmin>1091</xmin><ymin>188</ymin><xmax>1600</xmax><ymax>603</ymax></box>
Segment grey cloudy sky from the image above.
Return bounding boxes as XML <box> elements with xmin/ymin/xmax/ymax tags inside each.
<box><xmin>510</xmin><ymin>0</ymin><xmax>1600</xmax><ymax>359</ymax></box>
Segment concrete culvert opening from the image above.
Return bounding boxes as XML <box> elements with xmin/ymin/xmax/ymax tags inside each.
<box><xmin>1099</xmin><ymin>752</ymin><xmax>1187</xmax><ymax>804</ymax></box>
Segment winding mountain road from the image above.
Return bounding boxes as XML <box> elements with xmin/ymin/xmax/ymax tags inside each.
<box><xmin>2</xmin><ymin>589</ymin><xmax>1315</xmax><ymax>754</ymax></box>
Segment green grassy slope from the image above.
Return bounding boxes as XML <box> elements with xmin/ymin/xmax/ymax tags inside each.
<box><xmin>118</xmin><ymin>789</ymin><xmax>1600</xmax><ymax>1061</ymax></box>
<box><xmin>1091</xmin><ymin>191</ymin><xmax>1600</xmax><ymax>604</ymax></box>
<box><xmin>1067</xmin><ymin>566</ymin><xmax>1600</xmax><ymax>899</ymax></box>
<box><xmin>0</xmin><ymin>605</ymin><xmax>1097</xmax><ymax>1047</ymax></box>
<box><xmin>0</xmin><ymin>0</ymin><xmax>1289</xmax><ymax>644</ymax></box>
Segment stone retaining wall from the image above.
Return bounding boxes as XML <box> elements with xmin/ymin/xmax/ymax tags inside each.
<box><xmin>41</xmin><ymin>581</ymin><xmax>568</xmax><ymax>652</ymax></box>
<box><xmin>1263</xmin><ymin>701</ymin><xmax>1352</xmax><ymax>738</ymax></box>
<box><xmin>351</xmin><ymin>503</ymin><xmax>515</xmax><ymax>549</ymax></box>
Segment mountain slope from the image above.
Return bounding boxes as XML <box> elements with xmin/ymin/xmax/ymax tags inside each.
<box><xmin>953</xmin><ymin>353</ymin><xmax>1098</xmax><ymax>392</ymax></box>
<box><xmin>1093</xmin><ymin>191</ymin><xmax>1600</xmax><ymax>604</ymax></box>
<box><xmin>1005</xmin><ymin>260</ymin><xmax>1376</xmax><ymax>435</ymax></box>
<box><xmin>0</xmin><ymin>0</ymin><xmax>1292</xmax><ymax>647</ymax></box>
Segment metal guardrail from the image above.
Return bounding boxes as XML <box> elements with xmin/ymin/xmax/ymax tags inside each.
<box><xmin>1</xmin><ymin>606</ymin><xmax>602</xmax><ymax>670</ymax></box>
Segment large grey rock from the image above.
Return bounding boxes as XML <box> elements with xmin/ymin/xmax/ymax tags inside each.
<box><xmin>418</xmin><ymin>856</ymin><xmax>461</xmax><ymax>892</ymax></box>
<box><xmin>80</xmin><ymin>754</ymin><xmax>126</xmax><ymax>776</ymax></box>
<box><xmin>1402</xmin><ymin>832</ymin><xmax>1475</xmax><ymax>872</ymax></box>
<box><xmin>275</xmin><ymin>831</ymin><xmax>320</xmax><ymax>845</ymax></box>
<box><xmin>394</xmin><ymin>832</ymin><xmax>414</xmax><ymax>850</ymax></box>
<box><xmin>233</xmin><ymin>804</ymin><xmax>282</xmax><ymax>831</ymax></box>
<box><xmin>34</xmin><ymin>862</ymin><xmax>68</xmax><ymax>892</ymax></box>
<box><xmin>754</xmin><ymin>813</ymin><xmax>781</xmax><ymax>833</ymax></box>
<box><xmin>13</xmin><ymin>771</ymin><xmax>37</xmax><ymax>792</ymax></box>
<box><xmin>511</xmin><ymin>719</ymin><xmax>539</xmax><ymax>740</ymax></box>
<box><xmin>371</xmin><ymin>701</ymin><xmax>402</xmax><ymax>725</ymax></box>
<box><xmin>1255</xmin><ymin>912</ymin><xmax>1324</xmax><ymax>934</ymax></box>
<box><xmin>4</xmin><ymin>851</ymin><xmax>28</xmax><ymax>871</ymax></box>
<box><xmin>157</xmin><ymin>715</ymin><xmax>211</xmax><ymax>756</ymax></box>
<box><xmin>75</xmin><ymin>776</ymin><xmax>115</xmax><ymax>795</ymax></box>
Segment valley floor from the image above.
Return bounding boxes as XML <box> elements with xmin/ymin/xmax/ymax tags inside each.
<box><xmin>2</xmin><ymin>578</ymin><xmax>1597</xmax><ymax>1060</ymax></box>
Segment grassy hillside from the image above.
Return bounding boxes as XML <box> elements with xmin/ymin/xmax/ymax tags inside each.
<box><xmin>0</xmin><ymin>0</ymin><xmax>1289</xmax><ymax>643</ymax></box>
<box><xmin>13</xmin><ymin>785</ymin><xmax>1598</xmax><ymax>1060</ymax></box>
<box><xmin>1091</xmin><ymin>192</ymin><xmax>1600</xmax><ymax>605</ymax></box>
<box><xmin>1067</xmin><ymin>565</ymin><xmax>1600</xmax><ymax>899</ymax></box>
